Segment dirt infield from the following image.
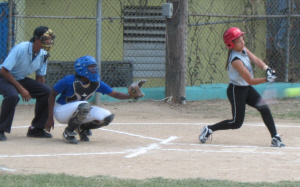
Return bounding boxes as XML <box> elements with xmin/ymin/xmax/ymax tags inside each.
<box><xmin>0</xmin><ymin>99</ymin><xmax>300</xmax><ymax>182</ymax></box>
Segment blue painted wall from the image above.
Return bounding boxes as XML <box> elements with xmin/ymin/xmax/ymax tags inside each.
<box><xmin>4</xmin><ymin>83</ymin><xmax>300</xmax><ymax>105</ymax></box>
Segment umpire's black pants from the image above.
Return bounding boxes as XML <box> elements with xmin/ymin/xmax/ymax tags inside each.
<box><xmin>208</xmin><ymin>83</ymin><xmax>277</xmax><ymax>138</ymax></box>
<box><xmin>0</xmin><ymin>74</ymin><xmax>51</xmax><ymax>133</ymax></box>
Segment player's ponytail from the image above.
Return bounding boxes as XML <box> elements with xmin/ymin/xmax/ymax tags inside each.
<box><xmin>225</xmin><ymin>49</ymin><xmax>232</xmax><ymax>70</ymax></box>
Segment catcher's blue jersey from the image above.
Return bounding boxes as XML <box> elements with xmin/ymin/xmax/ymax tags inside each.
<box><xmin>53</xmin><ymin>75</ymin><xmax>113</xmax><ymax>105</ymax></box>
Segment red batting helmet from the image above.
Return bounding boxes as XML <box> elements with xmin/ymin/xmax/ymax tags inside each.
<box><xmin>223</xmin><ymin>27</ymin><xmax>245</xmax><ymax>49</ymax></box>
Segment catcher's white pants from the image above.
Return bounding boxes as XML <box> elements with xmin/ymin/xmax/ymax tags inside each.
<box><xmin>54</xmin><ymin>101</ymin><xmax>112</xmax><ymax>124</ymax></box>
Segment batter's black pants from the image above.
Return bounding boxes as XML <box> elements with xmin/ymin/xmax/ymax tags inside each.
<box><xmin>208</xmin><ymin>83</ymin><xmax>277</xmax><ymax>138</ymax></box>
<box><xmin>0</xmin><ymin>74</ymin><xmax>51</xmax><ymax>133</ymax></box>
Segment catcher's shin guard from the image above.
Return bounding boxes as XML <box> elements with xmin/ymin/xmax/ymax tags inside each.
<box><xmin>66</xmin><ymin>103</ymin><xmax>91</xmax><ymax>132</ymax></box>
<box><xmin>76</xmin><ymin>125</ymin><xmax>91</xmax><ymax>141</ymax></box>
<box><xmin>102</xmin><ymin>114</ymin><xmax>115</xmax><ymax>126</ymax></box>
<box><xmin>76</xmin><ymin>114</ymin><xmax>114</xmax><ymax>141</ymax></box>
<box><xmin>82</xmin><ymin>114</ymin><xmax>115</xmax><ymax>130</ymax></box>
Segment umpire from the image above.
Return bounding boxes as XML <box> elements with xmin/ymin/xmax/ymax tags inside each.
<box><xmin>0</xmin><ymin>26</ymin><xmax>55</xmax><ymax>141</ymax></box>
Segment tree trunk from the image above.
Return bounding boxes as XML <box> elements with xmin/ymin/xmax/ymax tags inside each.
<box><xmin>165</xmin><ymin>0</ymin><xmax>188</xmax><ymax>104</ymax></box>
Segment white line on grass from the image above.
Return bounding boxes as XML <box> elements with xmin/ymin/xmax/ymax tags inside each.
<box><xmin>125</xmin><ymin>136</ymin><xmax>178</xmax><ymax>158</ymax></box>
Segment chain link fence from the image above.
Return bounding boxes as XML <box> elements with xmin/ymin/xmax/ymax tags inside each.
<box><xmin>0</xmin><ymin>0</ymin><xmax>299</xmax><ymax>89</ymax></box>
<box><xmin>188</xmin><ymin>0</ymin><xmax>300</xmax><ymax>85</ymax></box>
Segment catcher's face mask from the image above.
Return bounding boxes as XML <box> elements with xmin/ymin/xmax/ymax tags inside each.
<box><xmin>87</xmin><ymin>64</ymin><xmax>98</xmax><ymax>74</ymax></box>
<box><xmin>40</xmin><ymin>29</ymin><xmax>55</xmax><ymax>52</ymax></box>
<box><xmin>75</xmin><ymin>55</ymin><xmax>100</xmax><ymax>82</ymax></box>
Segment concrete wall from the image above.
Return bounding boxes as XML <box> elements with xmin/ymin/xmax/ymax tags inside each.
<box><xmin>4</xmin><ymin>83</ymin><xmax>300</xmax><ymax>105</ymax></box>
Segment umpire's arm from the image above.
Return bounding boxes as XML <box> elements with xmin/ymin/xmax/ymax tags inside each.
<box><xmin>0</xmin><ymin>67</ymin><xmax>31</xmax><ymax>102</ymax></box>
<box><xmin>44</xmin><ymin>89</ymin><xmax>59</xmax><ymax>132</ymax></box>
<box><xmin>36</xmin><ymin>75</ymin><xmax>45</xmax><ymax>84</ymax></box>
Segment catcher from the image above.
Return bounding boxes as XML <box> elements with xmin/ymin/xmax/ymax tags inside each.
<box><xmin>44</xmin><ymin>55</ymin><xmax>146</xmax><ymax>144</ymax></box>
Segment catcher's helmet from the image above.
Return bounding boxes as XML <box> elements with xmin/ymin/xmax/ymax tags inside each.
<box><xmin>74</xmin><ymin>55</ymin><xmax>100</xmax><ymax>82</ymax></box>
<box><xmin>223</xmin><ymin>27</ymin><xmax>245</xmax><ymax>49</ymax></box>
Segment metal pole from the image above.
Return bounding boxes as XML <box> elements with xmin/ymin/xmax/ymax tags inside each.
<box><xmin>95</xmin><ymin>0</ymin><xmax>102</xmax><ymax>105</ymax></box>
<box><xmin>285</xmin><ymin>0</ymin><xmax>291</xmax><ymax>82</ymax></box>
<box><xmin>7</xmin><ymin>0</ymin><xmax>13</xmax><ymax>52</ymax></box>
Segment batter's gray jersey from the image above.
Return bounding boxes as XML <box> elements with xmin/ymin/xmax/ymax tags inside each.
<box><xmin>227</xmin><ymin>48</ymin><xmax>253</xmax><ymax>86</ymax></box>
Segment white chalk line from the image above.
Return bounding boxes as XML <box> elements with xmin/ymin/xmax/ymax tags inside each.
<box><xmin>160</xmin><ymin>148</ymin><xmax>284</xmax><ymax>155</ymax></box>
<box><xmin>125</xmin><ymin>136</ymin><xmax>178</xmax><ymax>158</ymax></box>
<box><xmin>11</xmin><ymin>122</ymin><xmax>300</xmax><ymax>129</ymax></box>
<box><xmin>0</xmin><ymin>151</ymin><xmax>127</xmax><ymax>158</ymax></box>
<box><xmin>99</xmin><ymin>128</ymin><xmax>162</xmax><ymax>141</ymax></box>
<box><xmin>12</xmin><ymin>124</ymin><xmax>66</xmax><ymax>129</ymax></box>
<box><xmin>108</xmin><ymin>123</ymin><xmax>300</xmax><ymax>128</ymax></box>
<box><xmin>170</xmin><ymin>143</ymin><xmax>300</xmax><ymax>150</ymax></box>
<box><xmin>5</xmin><ymin>122</ymin><xmax>300</xmax><ymax>160</ymax></box>
<box><xmin>0</xmin><ymin>147</ymin><xmax>294</xmax><ymax>160</ymax></box>
<box><xmin>0</xmin><ymin>167</ymin><xmax>16</xmax><ymax>172</ymax></box>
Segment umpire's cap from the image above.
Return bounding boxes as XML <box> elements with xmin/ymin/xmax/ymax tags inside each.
<box><xmin>29</xmin><ymin>26</ymin><xmax>49</xmax><ymax>42</ymax></box>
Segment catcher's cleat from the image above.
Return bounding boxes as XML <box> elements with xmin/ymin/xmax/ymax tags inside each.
<box><xmin>76</xmin><ymin>126</ymin><xmax>92</xmax><ymax>141</ymax></box>
<box><xmin>199</xmin><ymin>126</ymin><xmax>212</xmax><ymax>144</ymax></box>
<box><xmin>27</xmin><ymin>127</ymin><xmax>52</xmax><ymax>138</ymax></box>
<box><xmin>271</xmin><ymin>134</ymin><xmax>285</xmax><ymax>147</ymax></box>
<box><xmin>62</xmin><ymin>129</ymin><xmax>78</xmax><ymax>144</ymax></box>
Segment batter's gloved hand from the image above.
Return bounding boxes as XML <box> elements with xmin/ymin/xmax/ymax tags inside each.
<box><xmin>266</xmin><ymin>67</ymin><xmax>276</xmax><ymax>83</ymax></box>
<box><xmin>128</xmin><ymin>79</ymin><xmax>146</xmax><ymax>102</ymax></box>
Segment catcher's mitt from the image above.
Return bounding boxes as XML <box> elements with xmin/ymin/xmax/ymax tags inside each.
<box><xmin>128</xmin><ymin>79</ymin><xmax>146</xmax><ymax>101</ymax></box>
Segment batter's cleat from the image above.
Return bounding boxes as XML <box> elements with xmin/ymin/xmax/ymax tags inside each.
<box><xmin>271</xmin><ymin>134</ymin><xmax>285</xmax><ymax>147</ymax></box>
<box><xmin>27</xmin><ymin>127</ymin><xmax>52</xmax><ymax>138</ymax></box>
<box><xmin>62</xmin><ymin>130</ymin><xmax>78</xmax><ymax>144</ymax></box>
<box><xmin>0</xmin><ymin>131</ymin><xmax>7</xmax><ymax>141</ymax></box>
<box><xmin>199</xmin><ymin>126</ymin><xmax>212</xmax><ymax>144</ymax></box>
<box><xmin>76</xmin><ymin>126</ymin><xmax>92</xmax><ymax>141</ymax></box>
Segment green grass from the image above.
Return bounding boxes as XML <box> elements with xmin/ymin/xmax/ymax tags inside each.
<box><xmin>0</xmin><ymin>173</ymin><xmax>300</xmax><ymax>187</ymax></box>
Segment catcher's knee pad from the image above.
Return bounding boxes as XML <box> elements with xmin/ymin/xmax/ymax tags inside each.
<box><xmin>68</xmin><ymin>103</ymin><xmax>91</xmax><ymax>131</ymax></box>
<box><xmin>74</xmin><ymin>103</ymin><xmax>91</xmax><ymax>121</ymax></box>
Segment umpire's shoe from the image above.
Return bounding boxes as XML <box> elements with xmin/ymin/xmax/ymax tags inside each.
<box><xmin>76</xmin><ymin>126</ymin><xmax>92</xmax><ymax>141</ymax></box>
<box><xmin>27</xmin><ymin>127</ymin><xmax>52</xmax><ymax>138</ymax></box>
<box><xmin>0</xmin><ymin>131</ymin><xmax>7</xmax><ymax>141</ymax></box>
<box><xmin>62</xmin><ymin>129</ymin><xmax>79</xmax><ymax>144</ymax></box>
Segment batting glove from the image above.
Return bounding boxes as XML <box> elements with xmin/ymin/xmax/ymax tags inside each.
<box><xmin>266</xmin><ymin>67</ymin><xmax>276</xmax><ymax>82</ymax></box>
